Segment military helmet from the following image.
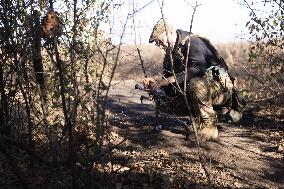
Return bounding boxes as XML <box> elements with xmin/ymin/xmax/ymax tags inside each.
<box><xmin>149</xmin><ymin>19</ymin><xmax>173</xmax><ymax>43</ymax></box>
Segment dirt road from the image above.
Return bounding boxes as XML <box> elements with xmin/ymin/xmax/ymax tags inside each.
<box><xmin>107</xmin><ymin>79</ymin><xmax>284</xmax><ymax>189</ymax></box>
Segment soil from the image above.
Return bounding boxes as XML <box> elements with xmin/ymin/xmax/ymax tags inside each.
<box><xmin>107</xmin><ymin>79</ymin><xmax>284</xmax><ymax>189</ymax></box>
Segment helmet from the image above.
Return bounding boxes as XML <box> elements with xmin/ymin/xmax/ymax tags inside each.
<box><xmin>149</xmin><ymin>19</ymin><xmax>173</xmax><ymax>43</ymax></box>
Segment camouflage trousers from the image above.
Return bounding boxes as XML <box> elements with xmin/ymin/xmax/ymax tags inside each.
<box><xmin>188</xmin><ymin>66</ymin><xmax>233</xmax><ymax>129</ymax></box>
<box><xmin>157</xmin><ymin>66</ymin><xmax>233</xmax><ymax>129</ymax></box>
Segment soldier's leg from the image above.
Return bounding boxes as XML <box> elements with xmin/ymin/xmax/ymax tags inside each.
<box><xmin>211</xmin><ymin>68</ymin><xmax>243</xmax><ymax>123</ymax></box>
<box><xmin>188</xmin><ymin>77</ymin><xmax>218</xmax><ymax>141</ymax></box>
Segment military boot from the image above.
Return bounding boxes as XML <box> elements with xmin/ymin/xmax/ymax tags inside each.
<box><xmin>197</xmin><ymin>118</ymin><xmax>218</xmax><ymax>142</ymax></box>
<box><xmin>228</xmin><ymin>109</ymin><xmax>242</xmax><ymax>123</ymax></box>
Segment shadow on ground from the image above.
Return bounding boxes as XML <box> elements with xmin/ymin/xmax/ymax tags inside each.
<box><xmin>106</xmin><ymin>80</ymin><xmax>284</xmax><ymax>188</ymax></box>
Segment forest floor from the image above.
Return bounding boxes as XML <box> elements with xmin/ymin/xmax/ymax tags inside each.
<box><xmin>107</xmin><ymin>79</ymin><xmax>284</xmax><ymax>189</ymax></box>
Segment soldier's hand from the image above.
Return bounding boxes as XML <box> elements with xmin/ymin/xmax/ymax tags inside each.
<box><xmin>143</xmin><ymin>78</ymin><xmax>156</xmax><ymax>89</ymax></box>
<box><xmin>151</xmin><ymin>79</ymin><xmax>170</xmax><ymax>91</ymax></box>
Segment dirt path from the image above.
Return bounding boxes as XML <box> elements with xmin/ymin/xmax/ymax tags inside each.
<box><xmin>107</xmin><ymin>79</ymin><xmax>284</xmax><ymax>189</ymax></box>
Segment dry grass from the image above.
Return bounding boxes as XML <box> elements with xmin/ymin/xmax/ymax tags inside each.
<box><xmin>115</xmin><ymin>44</ymin><xmax>164</xmax><ymax>80</ymax></box>
<box><xmin>116</xmin><ymin>42</ymin><xmax>250</xmax><ymax>80</ymax></box>
<box><xmin>115</xmin><ymin>41</ymin><xmax>284</xmax><ymax>103</ymax></box>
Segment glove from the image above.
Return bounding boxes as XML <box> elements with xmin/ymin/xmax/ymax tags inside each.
<box><xmin>143</xmin><ymin>78</ymin><xmax>156</xmax><ymax>89</ymax></box>
<box><xmin>143</xmin><ymin>78</ymin><xmax>171</xmax><ymax>91</ymax></box>
<box><xmin>151</xmin><ymin>79</ymin><xmax>170</xmax><ymax>91</ymax></box>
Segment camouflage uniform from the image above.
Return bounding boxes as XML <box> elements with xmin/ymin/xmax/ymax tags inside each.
<box><xmin>149</xmin><ymin>20</ymin><xmax>243</xmax><ymax>141</ymax></box>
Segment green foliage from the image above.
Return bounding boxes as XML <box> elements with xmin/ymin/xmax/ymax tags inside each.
<box><xmin>244</xmin><ymin>0</ymin><xmax>284</xmax><ymax>62</ymax></box>
<box><xmin>242</xmin><ymin>0</ymin><xmax>284</xmax><ymax>99</ymax></box>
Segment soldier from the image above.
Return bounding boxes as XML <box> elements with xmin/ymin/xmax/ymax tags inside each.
<box><xmin>143</xmin><ymin>19</ymin><xmax>244</xmax><ymax>142</ymax></box>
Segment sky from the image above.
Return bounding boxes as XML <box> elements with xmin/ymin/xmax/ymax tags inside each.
<box><xmin>112</xmin><ymin>0</ymin><xmax>251</xmax><ymax>44</ymax></box>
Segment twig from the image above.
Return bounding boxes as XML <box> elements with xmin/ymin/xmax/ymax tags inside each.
<box><xmin>251</xmin><ymin>92</ymin><xmax>284</xmax><ymax>102</ymax></box>
<box><xmin>184</xmin><ymin>0</ymin><xmax>201</xmax><ymax>33</ymax></box>
<box><xmin>157</xmin><ymin>0</ymin><xmax>212</xmax><ymax>184</ymax></box>
<box><xmin>129</xmin><ymin>0</ymin><xmax>155</xmax><ymax>16</ymax></box>
<box><xmin>243</xmin><ymin>0</ymin><xmax>272</xmax><ymax>43</ymax></box>
<box><xmin>93</xmin><ymin>4</ymin><xmax>132</xmax><ymax>162</ymax></box>
<box><xmin>242</xmin><ymin>65</ymin><xmax>279</xmax><ymax>94</ymax></box>
<box><xmin>183</xmin><ymin>1</ymin><xmax>212</xmax><ymax>182</ymax></box>
<box><xmin>132</xmin><ymin>1</ymin><xmax>147</xmax><ymax>78</ymax></box>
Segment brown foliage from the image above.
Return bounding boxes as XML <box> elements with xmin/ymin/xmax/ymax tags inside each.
<box><xmin>41</xmin><ymin>9</ymin><xmax>63</xmax><ymax>38</ymax></box>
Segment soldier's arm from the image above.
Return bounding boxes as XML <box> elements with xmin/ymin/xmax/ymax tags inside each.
<box><xmin>173</xmin><ymin>65</ymin><xmax>203</xmax><ymax>84</ymax></box>
<box><xmin>165</xmin><ymin>63</ymin><xmax>204</xmax><ymax>85</ymax></box>
<box><xmin>156</xmin><ymin>37</ymin><xmax>207</xmax><ymax>87</ymax></box>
